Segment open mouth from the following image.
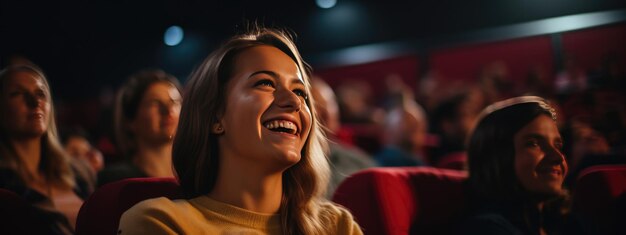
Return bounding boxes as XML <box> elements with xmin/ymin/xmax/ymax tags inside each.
<box><xmin>537</xmin><ymin>167</ymin><xmax>563</xmax><ymax>178</ymax></box>
<box><xmin>263</xmin><ymin>119</ymin><xmax>298</xmax><ymax>135</ymax></box>
<box><xmin>30</xmin><ymin>112</ymin><xmax>44</xmax><ymax>119</ymax></box>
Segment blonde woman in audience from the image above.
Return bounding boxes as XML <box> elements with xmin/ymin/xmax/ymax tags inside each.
<box><xmin>119</xmin><ymin>27</ymin><xmax>362</xmax><ymax>235</ymax></box>
<box><xmin>0</xmin><ymin>64</ymin><xmax>93</xmax><ymax>234</ymax></box>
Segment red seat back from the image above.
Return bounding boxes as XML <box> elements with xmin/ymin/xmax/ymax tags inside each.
<box><xmin>574</xmin><ymin>164</ymin><xmax>626</xmax><ymax>235</ymax></box>
<box><xmin>75</xmin><ymin>177</ymin><xmax>183</xmax><ymax>235</ymax></box>
<box><xmin>332</xmin><ymin>167</ymin><xmax>468</xmax><ymax>235</ymax></box>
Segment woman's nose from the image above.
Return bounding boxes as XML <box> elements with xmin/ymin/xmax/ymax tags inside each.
<box><xmin>275</xmin><ymin>88</ymin><xmax>301</xmax><ymax>112</ymax></box>
<box><xmin>159</xmin><ymin>101</ymin><xmax>181</xmax><ymax>116</ymax></box>
<box><xmin>25</xmin><ymin>93</ymin><xmax>42</xmax><ymax>108</ymax></box>
<box><xmin>545</xmin><ymin>144</ymin><xmax>568</xmax><ymax>172</ymax></box>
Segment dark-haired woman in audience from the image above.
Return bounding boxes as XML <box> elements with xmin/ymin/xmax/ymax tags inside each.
<box><xmin>118</xmin><ymin>27</ymin><xmax>362</xmax><ymax>234</ymax></box>
<box><xmin>461</xmin><ymin>96</ymin><xmax>581</xmax><ymax>234</ymax></box>
<box><xmin>0</xmin><ymin>64</ymin><xmax>93</xmax><ymax>234</ymax></box>
<box><xmin>97</xmin><ymin>69</ymin><xmax>182</xmax><ymax>186</ymax></box>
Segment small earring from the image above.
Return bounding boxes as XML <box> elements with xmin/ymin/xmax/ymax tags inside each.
<box><xmin>213</xmin><ymin>123</ymin><xmax>224</xmax><ymax>134</ymax></box>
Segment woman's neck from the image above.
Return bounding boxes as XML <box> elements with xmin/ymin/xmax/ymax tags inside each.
<box><xmin>11</xmin><ymin>137</ymin><xmax>42</xmax><ymax>179</ymax></box>
<box><xmin>209</xmin><ymin>152</ymin><xmax>284</xmax><ymax>214</ymax></box>
<box><xmin>133</xmin><ymin>141</ymin><xmax>174</xmax><ymax>178</ymax></box>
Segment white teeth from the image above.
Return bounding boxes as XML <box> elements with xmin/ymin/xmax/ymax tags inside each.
<box><xmin>264</xmin><ymin>120</ymin><xmax>298</xmax><ymax>134</ymax></box>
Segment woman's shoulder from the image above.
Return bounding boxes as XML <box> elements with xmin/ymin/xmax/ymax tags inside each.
<box><xmin>123</xmin><ymin>197</ymin><xmax>193</xmax><ymax>216</ymax></box>
<box><xmin>318</xmin><ymin>201</ymin><xmax>363</xmax><ymax>235</ymax></box>
<box><xmin>118</xmin><ymin>197</ymin><xmax>196</xmax><ymax>235</ymax></box>
<box><xmin>318</xmin><ymin>201</ymin><xmax>352</xmax><ymax>217</ymax></box>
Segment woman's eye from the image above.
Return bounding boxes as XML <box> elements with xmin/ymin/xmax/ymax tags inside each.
<box><xmin>525</xmin><ymin>140</ymin><xmax>540</xmax><ymax>148</ymax></box>
<box><xmin>8</xmin><ymin>91</ymin><xmax>21</xmax><ymax>97</ymax></box>
<box><xmin>293</xmin><ymin>89</ymin><xmax>308</xmax><ymax>99</ymax></box>
<box><xmin>554</xmin><ymin>141</ymin><xmax>564</xmax><ymax>150</ymax></box>
<box><xmin>36</xmin><ymin>91</ymin><xmax>47</xmax><ymax>99</ymax></box>
<box><xmin>254</xmin><ymin>79</ymin><xmax>274</xmax><ymax>88</ymax></box>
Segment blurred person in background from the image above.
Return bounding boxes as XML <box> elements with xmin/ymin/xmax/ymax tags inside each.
<box><xmin>555</xmin><ymin>55</ymin><xmax>588</xmax><ymax>94</ymax></box>
<box><xmin>97</xmin><ymin>69</ymin><xmax>182</xmax><ymax>187</ymax></box>
<box><xmin>311</xmin><ymin>77</ymin><xmax>375</xmax><ymax>198</ymax></box>
<box><xmin>561</xmin><ymin>119</ymin><xmax>623</xmax><ymax>189</ymax></box>
<box><xmin>375</xmin><ymin>99</ymin><xmax>428</xmax><ymax>166</ymax></box>
<box><xmin>336</xmin><ymin>80</ymin><xmax>385</xmax><ymax>125</ymax></box>
<box><xmin>479</xmin><ymin>61</ymin><xmax>515</xmax><ymax>104</ymax></box>
<box><xmin>0</xmin><ymin>64</ymin><xmax>93</xmax><ymax>234</ymax></box>
<box><xmin>429</xmin><ymin>91</ymin><xmax>483</xmax><ymax>169</ymax></box>
<box><xmin>62</xmin><ymin>127</ymin><xmax>104</xmax><ymax>175</ymax></box>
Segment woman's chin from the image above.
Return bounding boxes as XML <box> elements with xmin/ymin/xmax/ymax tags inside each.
<box><xmin>274</xmin><ymin>152</ymin><xmax>302</xmax><ymax>168</ymax></box>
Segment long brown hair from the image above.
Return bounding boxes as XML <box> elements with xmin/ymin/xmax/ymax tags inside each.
<box><xmin>0</xmin><ymin>64</ymin><xmax>75</xmax><ymax>189</ymax></box>
<box><xmin>468</xmin><ymin>96</ymin><xmax>559</xmax><ymax>200</ymax></box>
<box><xmin>172</xmin><ymin>27</ymin><xmax>332</xmax><ymax>235</ymax></box>
<box><xmin>467</xmin><ymin>96</ymin><xmax>570</xmax><ymax>232</ymax></box>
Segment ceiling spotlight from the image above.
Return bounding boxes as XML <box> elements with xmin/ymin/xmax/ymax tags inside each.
<box><xmin>316</xmin><ymin>0</ymin><xmax>336</xmax><ymax>9</ymax></box>
<box><xmin>164</xmin><ymin>25</ymin><xmax>184</xmax><ymax>46</ymax></box>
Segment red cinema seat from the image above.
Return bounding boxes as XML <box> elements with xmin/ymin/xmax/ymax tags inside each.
<box><xmin>75</xmin><ymin>177</ymin><xmax>183</xmax><ymax>235</ymax></box>
<box><xmin>573</xmin><ymin>164</ymin><xmax>626</xmax><ymax>235</ymax></box>
<box><xmin>435</xmin><ymin>152</ymin><xmax>468</xmax><ymax>171</ymax></box>
<box><xmin>332</xmin><ymin>167</ymin><xmax>468</xmax><ymax>235</ymax></box>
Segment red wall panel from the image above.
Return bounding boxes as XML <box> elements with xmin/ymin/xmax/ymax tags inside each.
<box><xmin>429</xmin><ymin>36</ymin><xmax>554</xmax><ymax>85</ymax></box>
<box><xmin>561</xmin><ymin>24</ymin><xmax>626</xmax><ymax>72</ymax></box>
<box><xmin>314</xmin><ymin>56</ymin><xmax>420</xmax><ymax>99</ymax></box>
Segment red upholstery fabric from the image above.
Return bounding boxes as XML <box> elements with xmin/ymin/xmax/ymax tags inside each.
<box><xmin>75</xmin><ymin>177</ymin><xmax>183</xmax><ymax>235</ymax></box>
<box><xmin>332</xmin><ymin>167</ymin><xmax>468</xmax><ymax>235</ymax></box>
<box><xmin>435</xmin><ymin>152</ymin><xmax>467</xmax><ymax>171</ymax></box>
<box><xmin>573</xmin><ymin>164</ymin><xmax>626</xmax><ymax>235</ymax></box>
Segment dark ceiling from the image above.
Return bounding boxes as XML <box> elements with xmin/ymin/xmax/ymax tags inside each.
<box><xmin>1</xmin><ymin>0</ymin><xmax>624</xmax><ymax>99</ymax></box>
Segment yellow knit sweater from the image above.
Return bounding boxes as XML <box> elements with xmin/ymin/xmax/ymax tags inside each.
<box><xmin>118</xmin><ymin>196</ymin><xmax>363</xmax><ymax>235</ymax></box>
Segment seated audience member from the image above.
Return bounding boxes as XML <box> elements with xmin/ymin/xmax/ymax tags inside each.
<box><xmin>461</xmin><ymin>96</ymin><xmax>580</xmax><ymax>234</ymax></box>
<box><xmin>62</xmin><ymin>127</ymin><xmax>104</xmax><ymax>174</ymax></box>
<box><xmin>375</xmin><ymin>100</ymin><xmax>428</xmax><ymax>166</ymax></box>
<box><xmin>97</xmin><ymin>69</ymin><xmax>182</xmax><ymax>186</ymax></box>
<box><xmin>429</xmin><ymin>92</ymin><xmax>481</xmax><ymax>167</ymax></box>
<box><xmin>336</xmin><ymin>80</ymin><xmax>385</xmax><ymax>124</ymax></box>
<box><xmin>311</xmin><ymin>77</ymin><xmax>376</xmax><ymax>198</ymax></box>
<box><xmin>561</xmin><ymin>119</ymin><xmax>624</xmax><ymax>189</ymax></box>
<box><xmin>479</xmin><ymin>61</ymin><xmax>515</xmax><ymax>104</ymax></box>
<box><xmin>0</xmin><ymin>64</ymin><xmax>93</xmax><ymax>234</ymax></box>
<box><xmin>118</xmin><ymin>27</ymin><xmax>362</xmax><ymax>234</ymax></box>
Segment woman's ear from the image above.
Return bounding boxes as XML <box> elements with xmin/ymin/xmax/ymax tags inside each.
<box><xmin>212</xmin><ymin>122</ymin><xmax>224</xmax><ymax>134</ymax></box>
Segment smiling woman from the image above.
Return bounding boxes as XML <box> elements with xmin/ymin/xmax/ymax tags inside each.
<box><xmin>117</xmin><ymin>27</ymin><xmax>362</xmax><ymax>235</ymax></box>
<box><xmin>461</xmin><ymin>96</ymin><xmax>576</xmax><ymax>234</ymax></box>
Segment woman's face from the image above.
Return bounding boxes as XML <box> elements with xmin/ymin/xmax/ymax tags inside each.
<box><xmin>130</xmin><ymin>82</ymin><xmax>182</xmax><ymax>144</ymax></box>
<box><xmin>218</xmin><ymin>45</ymin><xmax>312</xmax><ymax>170</ymax></box>
<box><xmin>513</xmin><ymin>114</ymin><xmax>568</xmax><ymax>196</ymax></box>
<box><xmin>1</xmin><ymin>71</ymin><xmax>51</xmax><ymax>138</ymax></box>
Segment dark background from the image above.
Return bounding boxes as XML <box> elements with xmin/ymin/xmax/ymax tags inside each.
<box><xmin>1</xmin><ymin>0</ymin><xmax>624</xmax><ymax>100</ymax></box>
